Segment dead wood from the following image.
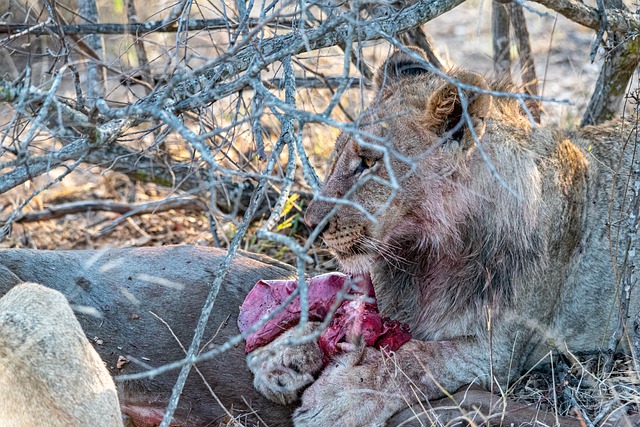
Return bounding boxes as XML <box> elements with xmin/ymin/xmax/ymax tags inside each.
<box><xmin>11</xmin><ymin>197</ymin><xmax>204</xmax><ymax>223</ymax></box>
<box><xmin>510</xmin><ymin>2</ymin><xmax>541</xmax><ymax>123</ymax></box>
<box><xmin>531</xmin><ymin>0</ymin><xmax>639</xmax><ymax>32</ymax></box>
<box><xmin>492</xmin><ymin>1</ymin><xmax>511</xmax><ymax>77</ymax></box>
<box><xmin>0</xmin><ymin>18</ymin><xmax>298</xmax><ymax>36</ymax></box>
<box><xmin>0</xmin><ymin>0</ymin><xmax>467</xmax><ymax>206</ymax></box>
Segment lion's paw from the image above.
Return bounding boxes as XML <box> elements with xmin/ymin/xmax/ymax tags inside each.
<box><xmin>247</xmin><ymin>322</ymin><xmax>324</xmax><ymax>405</ymax></box>
<box><xmin>293</xmin><ymin>346</ymin><xmax>405</xmax><ymax>427</ymax></box>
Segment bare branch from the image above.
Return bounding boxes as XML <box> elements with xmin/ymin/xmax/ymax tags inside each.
<box><xmin>8</xmin><ymin>197</ymin><xmax>203</xmax><ymax>224</ymax></box>
<box><xmin>264</xmin><ymin>76</ymin><xmax>372</xmax><ymax>90</ymax></box>
<box><xmin>77</xmin><ymin>0</ymin><xmax>105</xmax><ymax>104</ymax></box>
<box><xmin>492</xmin><ymin>1</ymin><xmax>511</xmax><ymax>77</ymax></box>
<box><xmin>530</xmin><ymin>0</ymin><xmax>639</xmax><ymax>32</ymax></box>
<box><xmin>510</xmin><ymin>2</ymin><xmax>540</xmax><ymax>123</ymax></box>
<box><xmin>158</xmin><ymin>134</ymin><xmax>288</xmax><ymax>426</ymax></box>
<box><xmin>134</xmin><ymin>0</ymin><xmax>467</xmax><ymax>114</ymax></box>
<box><xmin>634</xmin><ymin>312</ymin><xmax>640</xmax><ymax>372</ymax></box>
<box><xmin>126</xmin><ymin>0</ymin><xmax>153</xmax><ymax>87</ymax></box>
<box><xmin>0</xmin><ymin>74</ymin><xmax>133</xmax><ymax>193</ymax></box>
<box><xmin>0</xmin><ymin>18</ymin><xmax>298</xmax><ymax>36</ymax></box>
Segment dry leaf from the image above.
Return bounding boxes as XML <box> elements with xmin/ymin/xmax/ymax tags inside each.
<box><xmin>116</xmin><ymin>355</ymin><xmax>129</xmax><ymax>369</ymax></box>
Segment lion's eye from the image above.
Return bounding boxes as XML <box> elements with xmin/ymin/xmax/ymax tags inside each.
<box><xmin>355</xmin><ymin>157</ymin><xmax>376</xmax><ymax>175</ymax></box>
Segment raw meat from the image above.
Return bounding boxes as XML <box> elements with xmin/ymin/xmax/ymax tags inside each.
<box><xmin>238</xmin><ymin>272</ymin><xmax>411</xmax><ymax>363</ymax></box>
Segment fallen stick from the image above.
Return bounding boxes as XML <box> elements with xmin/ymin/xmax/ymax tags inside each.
<box><xmin>10</xmin><ymin>197</ymin><xmax>204</xmax><ymax>224</ymax></box>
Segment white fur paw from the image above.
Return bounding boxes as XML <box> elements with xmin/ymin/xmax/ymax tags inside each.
<box><xmin>247</xmin><ymin>323</ymin><xmax>324</xmax><ymax>405</ymax></box>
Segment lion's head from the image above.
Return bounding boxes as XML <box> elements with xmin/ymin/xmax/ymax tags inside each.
<box><xmin>305</xmin><ymin>49</ymin><xmax>544</xmax><ymax>338</ymax></box>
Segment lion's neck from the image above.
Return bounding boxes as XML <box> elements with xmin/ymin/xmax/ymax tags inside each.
<box><xmin>372</xmin><ymin>217</ymin><xmax>546</xmax><ymax>341</ymax></box>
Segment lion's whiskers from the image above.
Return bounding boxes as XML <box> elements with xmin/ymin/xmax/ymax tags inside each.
<box><xmin>356</xmin><ymin>235</ymin><xmax>415</xmax><ymax>273</ymax></box>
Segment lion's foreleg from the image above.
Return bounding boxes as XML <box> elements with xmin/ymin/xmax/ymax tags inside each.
<box><xmin>293</xmin><ymin>338</ymin><xmax>507</xmax><ymax>427</ymax></box>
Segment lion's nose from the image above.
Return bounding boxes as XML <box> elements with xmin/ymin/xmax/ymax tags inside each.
<box><xmin>304</xmin><ymin>202</ymin><xmax>331</xmax><ymax>236</ymax></box>
<box><xmin>303</xmin><ymin>213</ymin><xmax>330</xmax><ymax>236</ymax></box>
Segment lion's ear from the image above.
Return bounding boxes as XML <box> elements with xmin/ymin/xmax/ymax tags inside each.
<box><xmin>374</xmin><ymin>47</ymin><xmax>433</xmax><ymax>90</ymax></box>
<box><xmin>425</xmin><ymin>71</ymin><xmax>492</xmax><ymax>147</ymax></box>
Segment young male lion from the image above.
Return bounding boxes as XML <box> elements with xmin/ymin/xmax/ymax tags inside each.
<box><xmin>248</xmin><ymin>49</ymin><xmax>640</xmax><ymax>426</ymax></box>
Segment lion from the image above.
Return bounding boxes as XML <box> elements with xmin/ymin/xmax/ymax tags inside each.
<box><xmin>248</xmin><ymin>48</ymin><xmax>640</xmax><ymax>426</ymax></box>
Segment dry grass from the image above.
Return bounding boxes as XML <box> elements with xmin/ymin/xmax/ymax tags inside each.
<box><xmin>511</xmin><ymin>355</ymin><xmax>640</xmax><ymax>426</ymax></box>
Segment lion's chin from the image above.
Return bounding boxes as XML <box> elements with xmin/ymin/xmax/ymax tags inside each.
<box><xmin>335</xmin><ymin>253</ymin><xmax>374</xmax><ymax>275</ymax></box>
